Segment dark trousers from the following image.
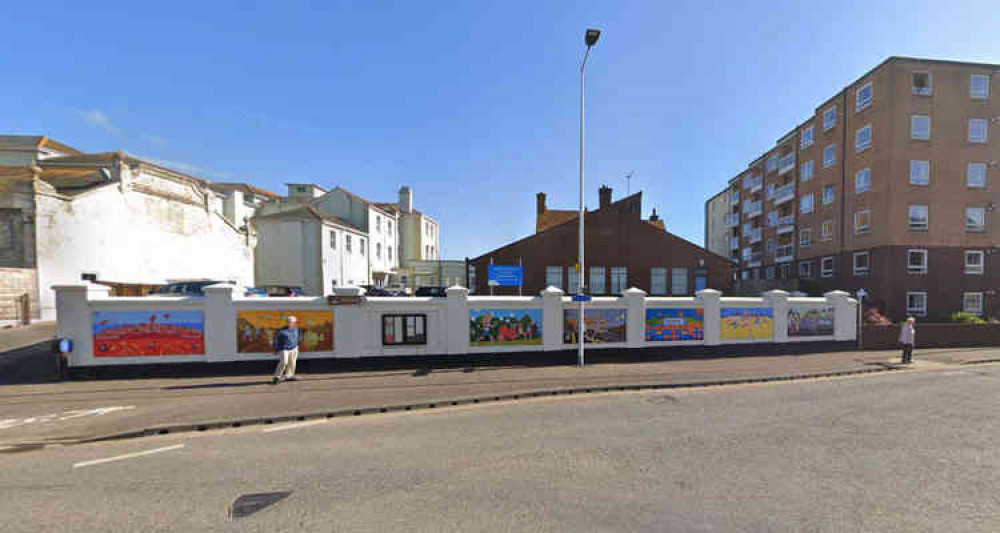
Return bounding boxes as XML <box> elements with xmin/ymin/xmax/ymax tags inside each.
<box><xmin>901</xmin><ymin>343</ymin><xmax>914</xmax><ymax>364</ymax></box>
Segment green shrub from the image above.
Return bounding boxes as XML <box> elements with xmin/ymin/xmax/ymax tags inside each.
<box><xmin>947</xmin><ymin>312</ymin><xmax>987</xmax><ymax>325</ymax></box>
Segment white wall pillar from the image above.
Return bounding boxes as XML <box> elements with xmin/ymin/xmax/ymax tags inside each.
<box><xmin>54</xmin><ymin>283</ymin><xmax>109</xmax><ymax>367</ymax></box>
<box><xmin>624</xmin><ymin>287</ymin><xmax>646</xmax><ymax>348</ymax></box>
<box><xmin>825</xmin><ymin>290</ymin><xmax>857</xmax><ymax>341</ymax></box>
<box><xmin>698</xmin><ymin>288</ymin><xmax>722</xmax><ymax>346</ymax></box>
<box><xmin>333</xmin><ymin>286</ymin><xmax>366</xmax><ymax>357</ymax></box>
<box><xmin>541</xmin><ymin>285</ymin><xmax>564</xmax><ymax>351</ymax></box>
<box><xmin>446</xmin><ymin>285</ymin><xmax>470</xmax><ymax>355</ymax></box>
<box><xmin>203</xmin><ymin>284</ymin><xmax>237</xmax><ymax>362</ymax></box>
<box><xmin>765</xmin><ymin>289</ymin><xmax>789</xmax><ymax>343</ymax></box>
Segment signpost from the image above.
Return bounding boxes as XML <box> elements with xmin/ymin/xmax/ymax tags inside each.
<box><xmin>856</xmin><ymin>288</ymin><xmax>867</xmax><ymax>350</ymax></box>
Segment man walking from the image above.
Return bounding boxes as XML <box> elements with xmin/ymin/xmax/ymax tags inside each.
<box><xmin>899</xmin><ymin>316</ymin><xmax>916</xmax><ymax>365</ymax></box>
<box><xmin>272</xmin><ymin>316</ymin><xmax>301</xmax><ymax>384</ymax></box>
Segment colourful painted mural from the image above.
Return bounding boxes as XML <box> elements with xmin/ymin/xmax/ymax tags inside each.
<box><xmin>788</xmin><ymin>306</ymin><xmax>835</xmax><ymax>337</ymax></box>
<box><xmin>236</xmin><ymin>310</ymin><xmax>334</xmax><ymax>353</ymax></box>
<box><xmin>563</xmin><ymin>308</ymin><xmax>627</xmax><ymax>344</ymax></box>
<box><xmin>93</xmin><ymin>311</ymin><xmax>204</xmax><ymax>357</ymax></box>
<box><xmin>720</xmin><ymin>307</ymin><xmax>774</xmax><ymax>341</ymax></box>
<box><xmin>469</xmin><ymin>309</ymin><xmax>542</xmax><ymax>346</ymax></box>
<box><xmin>645</xmin><ymin>308</ymin><xmax>704</xmax><ymax>341</ymax></box>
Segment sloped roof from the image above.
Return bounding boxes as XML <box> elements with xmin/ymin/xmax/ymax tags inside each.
<box><xmin>333</xmin><ymin>186</ymin><xmax>395</xmax><ymax>216</ymax></box>
<box><xmin>0</xmin><ymin>135</ymin><xmax>82</xmax><ymax>155</ymax></box>
<box><xmin>253</xmin><ymin>205</ymin><xmax>363</xmax><ymax>232</ymax></box>
<box><xmin>536</xmin><ymin>209</ymin><xmax>578</xmax><ymax>233</ymax></box>
<box><xmin>208</xmin><ymin>182</ymin><xmax>281</xmax><ymax>199</ymax></box>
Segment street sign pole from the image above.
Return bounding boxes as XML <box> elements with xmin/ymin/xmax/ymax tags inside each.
<box><xmin>856</xmin><ymin>288</ymin><xmax>867</xmax><ymax>350</ymax></box>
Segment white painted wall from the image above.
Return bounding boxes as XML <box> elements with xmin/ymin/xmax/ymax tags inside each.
<box><xmin>254</xmin><ymin>220</ymin><xmax>306</xmax><ymax>288</ymax></box>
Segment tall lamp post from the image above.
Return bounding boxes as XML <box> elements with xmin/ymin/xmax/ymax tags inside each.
<box><xmin>578</xmin><ymin>28</ymin><xmax>600</xmax><ymax>368</ymax></box>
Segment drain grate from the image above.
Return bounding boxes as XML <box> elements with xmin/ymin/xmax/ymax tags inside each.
<box><xmin>229</xmin><ymin>491</ymin><xmax>292</xmax><ymax>519</ymax></box>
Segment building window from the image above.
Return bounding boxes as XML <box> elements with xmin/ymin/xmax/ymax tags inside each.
<box><xmin>822</xmin><ymin>185</ymin><xmax>835</xmax><ymax>205</ymax></box>
<box><xmin>964</xmin><ymin>292</ymin><xmax>984</xmax><ymax>316</ymax></box>
<box><xmin>425</xmin><ymin>245</ymin><xmax>430</xmax><ymax>258</ymax></box>
<box><xmin>766</xmin><ymin>210</ymin><xmax>778</xmax><ymax>227</ymax></box>
<box><xmin>345</xmin><ymin>235</ymin><xmax>352</xmax><ymax>252</ymax></box>
<box><xmin>965</xmin><ymin>250</ymin><xmax>984</xmax><ymax>275</ymax></box>
<box><xmin>359</xmin><ymin>239</ymin><xmax>365</xmax><ymax>256</ymax></box>
<box><xmin>650</xmin><ymin>267</ymin><xmax>667</xmax><ymax>295</ymax></box>
<box><xmin>382</xmin><ymin>314</ymin><xmax>427</xmax><ymax>345</ymax></box>
<box><xmin>909</xmin><ymin>160</ymin><xmax>930</xmax><ymax>185</ymax></box>
<box><xmin>589</xmin><ymin>267</ymin><xmax>606</xmax><ymax>294</ymax></box>
<box><xmin>966</xmin><ymin>207</ymin><xmax>987</xmax><ymax>232</ymax></box>
<box><xmin>765</xmin><ymin>155</ymin><xmax>779</xmax><ymax>173</ymax></box>
<box><xmin>823</xmin><ymin>105</ymin><xmax>837</xmax><ymax>131</ymax></box>
<box><xmin>765</xmin><ymin>265</ymin><xmax>775</xmax><ymax>280</ymax></box>
<box><xmin>853</xmin><ymin>251</ymin><xmax>870</xmax><ymax>276</ymax></box>
<box><xmin>821</xmin><ymin>220</ymin><xmax>834</xmax><ymax>241</ymax></box>
<box><xmin>546</xmin><ymin>266</ymin><xmax>563</xmax><ymax>290</ymax></box>
<box><xmin>694</xmin><ymin>268</ymin><xmax>708</xmax><ymax>291</ymax></box>
<box><xmin>610</xmin><ymin>267</ymin><xmax>627</xmax><ymax>294</ymax></box>
<box><xmin>801</xmin><ymin>125</ymin><xmax>814</xmax><ymax>149</ymax></box>
<box><xmin>799</xmin><ymin>228</ymin><xmax>812</xmax><ymax>247</ymax></box>
<box><xmin>910</xmin><ymin>115</ymin><xmax>931</xmax><ymax>140</ymax></box>
<box><xmin>971</xmin><ymin>74</ymin><xmax>990</xmax><ymax>100</ymax></box>
<box><xmin>766</xmin><ymin>238</ymin><xmax>777</xmax><ymax>256</ymax></box>
<box><xmin>822</xmin><ymin>144</ymin><xmax>836</xmax><ymax>168</ymax></box>
<box><xmin>798</xmin><ymin>261</ymin><xmax>813</xmax><ymax>278</ymax></box>
<box><xmin>388</xmin><ymin>246</ymin><xmax>393</xmax><ymax>261</ymax></box>
<box><xmin>376</xmin><ymin>216</ymin><xmax>381</xmax><ymax>232</ymax></box>
<box><xmin>671</xmin><ymin>268</ymin><xmax>689</xmax><ymax>295</ymax></box>
<box><xmin>907</xmin><ymin>249</ymin><xmax>928</xmax><ymax>274</ymax></box>
<box><xmin>855</xmin><ymin>168</ymin><xmax>871</xmax><ymax>193</ymax></box>
<box><xmin>968</xmin><ymin>119</ymin><xmax>988</xmax><ymax>143</ymax></box>
<box><xmin>821</xmin><ymin>257</ymin><xmax>834</xmax><ymax>278</ymax></box>
<box><xmin>800</xmin><ymin>193</ymin><xmax>814</xmax><ymax>214</ymax></box>
<box><xmin>801</xmin><ymin>160</ymin><xmax>814</xmax><ymax>181</ymax></box>
<box><xmin>854</xmin><ymin>210</ymin><xmax>872</xmax><ymax>234</ymax></box>
<box><xmin>329</xmin><ymin>232</ymin><xmax>337</xmax><ymax>249</ymax></box>
<box><xmin>568</xmin><ymin>268</ymin><xmax>580</xmax><ymax>293</ymax></box>
<box><xmin>468</xmin><ymin>265</ymin><xmax>476</xmax><ymax>293</ymax></box>
<box><xmin>856</xmin><ymin>82</ymin><xmax>873</xmax><ymax>111</ymax></box>
<box><xmin>907</xmin><ymin>292</ymin><xmax>928</xmax><ymax>316</ymax></box>
<box><xmin>855</xmin><ymin>124</ymin><xmax>872</xmax><ymax>152</ymax></box>
<box><xmin>905</xmin><ymin>205</ymin><xmax>929</xmax><ymax>232</ymax></box>
<box><xmin>911</xmin><ymin>72</ymin><xmax>932</xmax><ymax>96</ymax></box>
<box><xmin>967</xmin><ymin>163</ymin><xmax>987</xmax><ymax>188</ymax></box>
<box><xmin>387</xmin><ymin>221</ymin><xmax>393</xmax><ymax>236</ymax></box>
<box><xmin>766</xmin><ymin>183</ymin><xmax>776</xmax><ymax>201</ymax></box>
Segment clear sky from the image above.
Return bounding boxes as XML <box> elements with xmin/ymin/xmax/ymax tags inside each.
<box><xmin>4</xmin><ymin>0</ymin><xmax>997</xmax><ymax>259</ymax></box>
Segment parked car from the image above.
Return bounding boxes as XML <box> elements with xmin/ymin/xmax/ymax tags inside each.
<box><xmin>150</xmin><ymin>280</ymin><xmax>238</xmax><ymax>296</ymax></box>
<box><xmin>414</xmin><ymin>286</ymin><xmax>448</xmax><ymax>297</ymax></box>
<box><xmin>361</xmin><ymin>285</ymin><xmax>392</xmax><ymax>297</ymax></box>
<box><xmin>264</xmin><ymin>286</ymin><xmax>304</xmax><ymax>297</ymax></box>
<box><xmin>386</xmin><ymin>283</ymin><xmax>412</xmax><ymax>296</ymax></box>
<box><xmin>244</xmin><ymin>287</ymin><xmax>269</xmax><ymax>297</ymax></box>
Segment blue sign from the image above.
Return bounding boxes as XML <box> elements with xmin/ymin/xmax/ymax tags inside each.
<box><xmin>571</xmin><ymin>294</ymin><xmax>592</xmax><ymax>302</ymax></box>
<box><xmin>488</xmin><ymin>264</ymin><xmax>523</xmax><ymax>287</ymax></box>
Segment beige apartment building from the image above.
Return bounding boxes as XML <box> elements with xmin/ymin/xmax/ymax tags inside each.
<box><xmin>706</xmin><ymin>57</ymin><xmax>999</xmax><ymax>320</ymax></box>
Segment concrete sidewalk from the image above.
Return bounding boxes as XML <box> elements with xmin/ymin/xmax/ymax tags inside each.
<box><xmin>4</xmin><ymin>346</ymin><xmax>998</xmax><ymax>449</ymax></box>
<box><xmin>0</xmin><ymin>321</ymin><xmax>55</xmax><ymax>354</ymax></box>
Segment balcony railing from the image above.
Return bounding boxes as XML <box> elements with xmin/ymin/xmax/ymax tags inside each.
<box><xmin>724</xmin><ymin>213</ymin><xmax>740</xmax><ymax>228</ymax></box>
<box><xmin>778</xmin><ymin>153</ymin><xmax>796</xmax><ymax>175</ymax></box>
<box><xmin>730</xmin><ymin>238</ymin><xmax>740</xmax><ymax>250</ymax></box>
<box><xmin>774</xmin><ymin>183</ymin><xmax>796</xmax><ymax>205</ymax></box>
<box><xmin>777</xmin><ymin>215</ymin><xmax>795</xmax><ymax>234</ymax></box>
<box><xmin>727</xmin><ymin>190</ymin><xmax>740</xmax><ymax>204</ymax></box>
<box><xmin>748</xmin><ymin>227</ymin><xmax>762</xmax><ymax>244</ymax></box>
<box><xmin>742</xmin><ymin>174</ymin><xmax>763</xmax><ymax>192</ymax></box>
<box><xmin>744</xmin><ymin>200</ymin><xmax>763</xmax><ymax>218</ymax></box>
<box><xmin>776</xmin><ymin>244</ymin><xmax>795</xmax><ymax>262</ymax></box>
<box><xmin>747</xmin><ymin>252</ymin><xmax>764</xmax><ymax>267</ymax></box>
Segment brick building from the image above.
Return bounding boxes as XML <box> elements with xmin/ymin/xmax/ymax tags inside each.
<box><xmin>706</xmin><ymin>57</ymin><xmax>1000</xmax><ymax>320</ymax></box>
<box><xmin>467</xmin><ymin>186</ymin><xmax>732</xmax><ymax>296</ymax></box>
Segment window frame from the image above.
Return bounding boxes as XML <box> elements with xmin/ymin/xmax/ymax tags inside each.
<box><xmin>964</xmin><ymin>292</ymin><xmax>984</xmax><ymax>316</ymax></box>
<box><xmin>968</xmin><ymin>118</ymin><xmax>988</xmax><ymax>144</ymax></box>
<box><xmin>382</xmin><ymin>314</ymin><xmax>428</xmax><ymax>346</ymax></box>
<box><xmin>856</xmin><ymin>82</ymin><xmax>873</xmax><ymax>111</ymax></box>
<box><xmin>971</xmin><ymin>74</ymin><xmax>990</xmax><ymax>100</ymax></box>
<box><xmin>966</xmin><ymin>207</ymin><xmax>987</xmax><ymax>232</ymax></box>
<box><xmin>906</xmin><ymin>292</ymin><xmax>928</xmax><ymax>317</ymax></box>
<box><xmin>650</xmin><ymin>267</ymin><xmax>667</xmax><ymax>295</ymax></box>
<box><xmin>854</xmin><ymin>209</ymin><xmax>872</xmax><ymax>234</ymax></box>
<box><xmin>910</xmin><ymin>115</ymin><xmax>931</xmax><ymax>140</ymax></box>
<box><xmin>801</xmin><ymin>160</ymin><xmax>814</xmax><ymax>181</ymax></box>
<box><xmin>822</xmin><ymin>106</ymin><xmax>837</xmax><ymax>131</ymax></box>
<box><xmin>822</xmin><ymin>184</ymin><xmax>836</xmax><ymax>205</ymax></box>
<box><xmin>820</xmin><ymin>256</ymin><xmax>834</xmax><ymax>278</ymax></box>
<box><xmin>671</xmin><ymin>267</ymin><xmax>689</xmax><ymax>296</ymax></box>
<box><xmin>822</xmin><ymin>144</ymin><xmax>836</xmax><ymax>168</ymax></box>
<box><xmin>908</xmin><ymin>204</ymin><xmax>929</xmax><ymax>231</ymax></box>
<box><xmin>589</xmin><ymin>266</ymin><xmax>606</xmax><ymax>294</ymax></box>
<box><xmin>965</xmin><ymin>250</ymin><xmax>984</xmax><ymax>275</ymax></box>
<box><xmin>609</xmin><ymin>266</ymin><xmax>628</xmax><ymax>295</ymax></box>
<box><xmin>855</xmin><ymin>168</ymin><xmax>871</xmax><ymax>194</ymax></box>
<box><xmin>800</xmin><ymin>193</ymin><xmax>814</xmax><ymax>214</ymax></box>
<box><xmin>855</xmin><ymin>124</ymin><xmax>872</xmax><ymax>152</ymax></box>
<box><xmin>800</xmin><ymin>125</ymin><xmax>814</xmax><ymax>149</ymax></box>
<box><xmin>821</xmin><ymin>220</ymin><xmax>834</xmax><ymax>241</ymax></box>
<box><xmin>798</xmin><ymin>261</ymin><xmax>813</xmax><ymax>279</ymax></box>
<box><xmin>545</xmin><ymin>266</ymin><xmax>564</xmax><ymax>290</ymax></box>
<box><xmin>911</xmin><ymin>72</ymin><xmax>933</xmax><ymax>96</ymax></box>
<box><xmin>909</xmin><ymin>160</ymin><xmax>930</xmax><ymax>186</ymax></box>
<box><xmin>329</xmin><ymin>231</ymin><xmax>337</xmax><ymax>249</ymax></box>
<box><xmin>967</xmin><ymin>162</ymin><xmax>987</xmax><ymax>188</ymax></box>
<box><xmin>853</xmin><ymin>251</ymin><xmax>870</xmax><ymax>276</ymax></box>
<box><xmin>799</xmin><ymin>228</ymin><xmax>812</xmax><ymax>248</ymax></box>
<box><xmin>907</xmin><ymin>249</ymin><xmax>928</xmax><ymax>274</ymax></box>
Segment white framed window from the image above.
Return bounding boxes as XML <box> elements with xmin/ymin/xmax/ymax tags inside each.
<box><xmin>854</xmin><ymin>209</ymin><xmax>872</xmax><ymax>234</ymax></box>
<box><xmin>906</xmin><ymin>292</ymin><xmax>928</xmax><ymax>316</ymax></box>
<box><xmin>800</xmin><ymin>193</ymin><xmax>814</xmax><ymax>214</ymax></box>
<box><xmin>908</xmin><ymin>205</ymin><xmax>929</xmax><ymax>231</ymax></box>
<box><xmin>801</xmin><ymin>160</ymin><xmax>814</xmax><ymax>181</ymax></box>
<box><xmin>375</xmin><ymin>216</ymin><xmax>381</xmax><ymax>232</ymax></box>
<box><xmin>610</xmin><ymin>267</ymin><xmax>627</xmax><ymax>294</ymax></box>
<box><xmin>821</xmin><ymin>256</ymin><xmax>834</xmax><ymax>278</ymax></box>
<box><xmin>966</xmin><ymin>207</ymin><xmax>986</xmax><ymax>231</ymax></box>
<box><xmin>853</xmin><ymin>251</ymin><xmax>870</xmax><ymax>276</ymax></box>
<box><xmin>359</xmin><ymin>239</ymin><xmax>366</xmax><ymax>256</ymax></box>
<box><xmin>766</xmin><ymin>155</ymin><xmax>779</xmax><ymax>173</ymax></box>
<box><xmin>911</xmin><ymin>72</ymin><xmax>932</xmax><ymax>96</ymax></box>
<box><xmin>798</xmin><ymin>261</ymin><xmax>813</xmax><ymax>278</ymax></box>
<box><xmin>965</xmin><ymin>251</ymin><xmax>984</xmax><ymax>275</ymax></box>
<box><xmin>799</xmin><ymin>228</ymin><xmax>812</xmax><ymax>247</ymax></box>
<box><xmin>387</xmin><ymin>221</ymin><xmax>392</xmax><ymax>236</ymax></box>
<box><xmin>671</xmin><ymin>268</ymin><xmax>689</xmax><ymax>295</ymax></box>
<box><xmin>822</xmin><ymin>184</ymin><xmax>835</xmax><ymax>205</ymax></box>
<box><xmin>964</xmin><ymin>292</ymin><xmax>984</xmax><ymax>316</ymax></box>
<box><xmin>910</xmin><ymin>115</ymin><xmax>931</xmax><ymax>140</ymax></box>
<box><xmin>589</xmin><ymin>266</ymin><xmax>606</xmax><ymax>294</ymax></box>
<box><xmin>650</xmin><ymin>267</ymin><xmax>667</xmax><ymax>295</ymax></box>
<box><xmin>855</xmin><ymin>168</ymin><xmax>871</xmax><ymax>193</ymax></box>
<box><xmin>329</xmin><ymin>232</ymin><xmax>337</xmax><ymax>249</ymax></box>
<box><xmin>568</xmin><ymin>268</ymin><xmax>580</xmax><ymax>293</ymax></box>
<box><xmin>376</xmin><ymin>242</ymin><xmax>382</xmax><ymax>259</ymax></box>
<box><xmin>345</xmin><ymin>234</ymin><xmax>352</xmax><ymax>252</ymax></box>
<box><xmin>856</xmin><ymin>82</ymin><xmax>873</xmax><ymax>111</ymax></box>
<box><xmin>967</xmin><ymin>163</ymin><xmax>987</xmax><ymax>188</ymax></box>
<box><xmin>388</xmin><ymin>246</ymin><xmax>393</xmax><ymax>261</ymax></box>
<box><xmin>823</xmin><ymin>144</ymin><xmax>836</xmax><ymax>168</ymax></box>
<box><xmin>800</xmin><ymin>125</ymin><xmax>814</xmax><ymax>149</ymax></box>
<box><xmin>968</xmin><ymin>119</ymin><xmax>988</xmax><ymax>143</ymax></box>
<box><xmin>971</xmin><ymin>74</ymin><xmax>990</xmax><ymax>100</ymax></box>
<box><xmin>909</xmin><ymin>160</ymin><xmax>930</xmax><ymax>185</ymax></box>
<box><xmin>821</xmin><ymin>220</ymin><xmax>834</xmax><ymax>241</ymax></box>
<box><xmin>907</xmin><ymin>249</ymin><xmax>928</xmax><ymax>274</ymax></box>
<box><xmin>855</xmin><ymin>124</ymin><xmax>872</xmax><ymax>152</ymax></box>
<box><xmin>823</xmin><ymin>106</ymin><xmax>837</xmax><ymax>131</ymax></box>
<box><xmin>546</xmin><ymin>266</ymin><xmax>563</xmax><ymax>290</ymax></box>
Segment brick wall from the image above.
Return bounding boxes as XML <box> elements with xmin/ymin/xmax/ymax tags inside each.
<box><xmin>0</xmin><ymin>267</ymin><xmax>38</xmax><ymax>322</ymax></box>
<box><xmin>862</xmin><ymin>323</ymin><xmax>1000</xmax><ymax>349</ymax></box>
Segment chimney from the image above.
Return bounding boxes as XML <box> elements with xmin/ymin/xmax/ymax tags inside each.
<box><xmin>536</xmin><ymin>192</ymin><xmax>547</xmax><ymax>215</ymax></box>
<box><xmin>398</xmin><ymin>185</ymin><xmax>412</xmax><ymax>213</ymax></box>
<box><xmin>649</xmin><ymin>208</ymin><xmax>659</xmax><ymax>221</ymax></box>
<box><xmin>599</xmin><ymin>185</ymin><xmax>612</xmax><ymax>209</ymax></box>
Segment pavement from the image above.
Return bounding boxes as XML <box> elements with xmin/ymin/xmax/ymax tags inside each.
<box><xmin>0</xmin><ymin>321</ymin><xmax>55</xmax><ymax>353</ymax></box>
<box><xmin>3</xmin><ymin>345</ymin><xmax>1000</xmax><ymax>449</ymax></box>
<box><xmin>3</xmin><ymin>362</ymin><xmax>1000</xmax><ymax>532</ymax></box>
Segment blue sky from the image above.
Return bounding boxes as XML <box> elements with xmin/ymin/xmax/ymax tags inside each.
<box><xmin>4</xmin><ymin>1</ymin><xmax>998</xmax><ymax>259</ymax></box>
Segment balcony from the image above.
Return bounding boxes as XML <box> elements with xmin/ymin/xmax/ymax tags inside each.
<box><xmin>744</xmin><ymin>200</ymin><xmax>763</xmax><ymax>218</ymax></box>
<box><xmin>724</xmin><ymin>213</ymin><xmax>740</xmax><ymax>228</ymax></box>
<box><xmin>742</xmin><ymin>174</ymin><xmax>763</xmax><ymax>192</ymax></box>
<box><xmin>727</xmin><ymin>190</ymin><xmax>740</xmax><ymax>204</ymax></box>
<box><xmin>747</xmin><ymin>252</ymin><xmax>763</xmax><ymax>268</ymax></box>
<box><xmin>776</xmin><ymin>244</ymin><xmax>795</xmax><ymax>262</ymax></box>
<box><xmin>774</xmin><ymin>183</ymin><xmax>796</xmax><ymax>205</ymax></box>
<box><xmin>748</xmin><ymin>227</ymin><xmax>762</xmax><ymax>244</ymax></box>
<box><xmin>777</xmin><ymin>215</ymin><xmax>795</xmax><ymax>234</ymax></box>
<box><xmin>778</xmin><ymin>153</ymin><xmax>796</xmax><ymax>175</ymax></box>
<box><xmin>730</xmin><ymin>236</ymin><xmax>740</xmax><ymax>250</ymax></box>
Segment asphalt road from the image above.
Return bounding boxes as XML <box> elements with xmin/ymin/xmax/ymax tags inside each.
<box><xmin>3</xmin><ymin>365</ymin><xmax>999</xmax><ymax>532</ymax></box>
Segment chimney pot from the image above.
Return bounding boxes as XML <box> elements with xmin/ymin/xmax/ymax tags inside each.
<box><xmin>599</xmin><ymin>185</ymin><xmax>613</xmax><ymax>209</ymax></box>
<box><xmin>536</xmin><ymin>192</ymin><xmax>547</xmax><ymax>215</ymax></box>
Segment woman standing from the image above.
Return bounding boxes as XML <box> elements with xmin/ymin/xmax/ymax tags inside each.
<box><xmin>898</xmin><ymin>317</ymin><xmax>916</xmax><ymax>364</ymax></box>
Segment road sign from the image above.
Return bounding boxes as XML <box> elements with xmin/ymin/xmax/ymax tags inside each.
<box><xmin>571</xmin><ymin>294</ymin><xmax>592</xmax><ymax>302</ymax></box>
<box><xmin>857</xmin><ymin>288</ymin><xmax>867</xmax><ymax>300</ymax></box>
<box><xmin>488</xmin><ymin>265</ymin><xmax>523</xmax><ymax>287</ymax></box>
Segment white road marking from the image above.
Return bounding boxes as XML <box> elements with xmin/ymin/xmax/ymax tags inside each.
<box><xmin>0</xmin><ymin>406</ymin><xmax>135</xmax><ymax>430</ymax></box>
<box><xmin>263</xmin><ymin>419</ymin><xmax>328</xmax><ymax>433</ymax></box>
<box><xmin>72</xmin><ymin>444</ymin><xmax>185</xmax><ymax>469</ymax></box>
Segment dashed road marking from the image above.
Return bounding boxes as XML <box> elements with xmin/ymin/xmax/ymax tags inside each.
<box><xmin>0</xmin><ymin>406</ymin><xmax>135</xmax><ymax>431</ymax></box>
<box><xmin>72</xmin><ymin>444</ymin><xmax>185</xmax><ymax>469</ymax></box>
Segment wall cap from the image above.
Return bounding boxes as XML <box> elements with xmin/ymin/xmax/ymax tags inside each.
<box><xmin>541</xmin><ymin>286</ymin><xmax>565</xmax><ymax>296</ymax></box>
<box><xmin>624</xmin><ymin>287</ymin><xmax>647</xmax><ymax>297</ymax></box>
<box><xmin>696</xmin><ymin>288</ymin><xmax>722</xmax><ymax>298</ymax></box>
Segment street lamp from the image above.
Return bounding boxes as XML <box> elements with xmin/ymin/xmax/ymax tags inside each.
<box><xmin>578</xmin><ymin>28</ymin><xmax>600</xmax><ymax>368</ymax></box>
